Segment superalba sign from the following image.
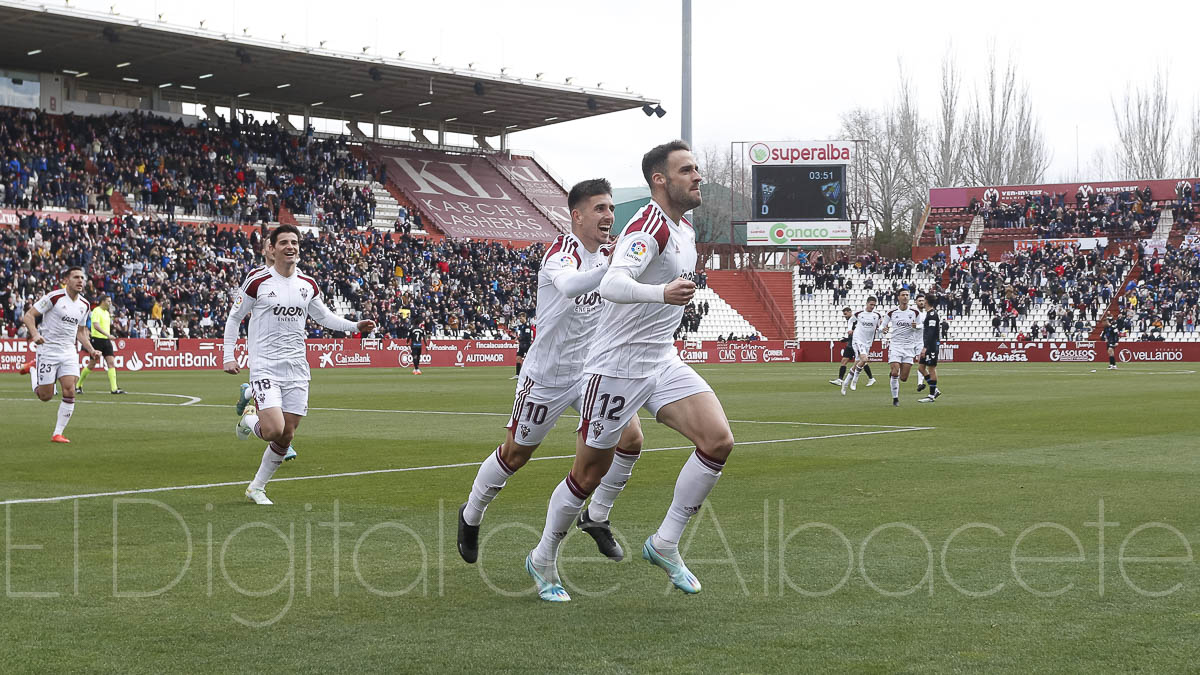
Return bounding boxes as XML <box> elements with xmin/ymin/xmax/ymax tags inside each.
<box><xmin>748</xmin><ymin>141</ymin><xmax>854</xmax><ymax>165</ymax></box>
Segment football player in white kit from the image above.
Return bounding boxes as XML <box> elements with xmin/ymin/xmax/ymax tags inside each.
<box><xmin>222</xmin><ymin>225</ymin><xmax>376</xmax><ymax>504</ymax></box>
<box><xmin>841</xmin><ymin>296</ymin><xmax>883</xmax><ymax>395</ymax></box>
<box><xmin>456</xmin><ymin>179</ymin><xmax>644</xmax><ymax>566</ymax></box>
<box><xmin>881</xmin><ymin>289</ymin><xmax>922</xmax><ymax>406</ymax></box>
<box><xmin>20</xmin><ymin>267</ymin><xmax>101</xmax><ymax>443</ymax></box>
<box><xmin>526</xmin><ymin>141</ymin><xmax>735</xmax><ymax>602</ymax></box>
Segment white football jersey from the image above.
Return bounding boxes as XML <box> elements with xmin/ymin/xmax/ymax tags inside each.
<box><xmin>586</xmin><ymin>200</ymin><xmax>698</xmax><ymax>379</ymax></box>
<box><xmin>222</xmin><ymin>266</ymin><xmax>358</xmax><ymax>382</ymax></box>
<box><xmin>521</xmin><ymin>233</ymin><xmax>609</xmax><ymax>388</ymax></box>
<box><xmin>851</xmin><ymin>309</ymin><xmax>884</xmax><ymax>344</ymax></box>
<box><xmin>33</xmin><ymin>289</ymin><xmax>88</xmax><ymax>358</ymax></box>
<box><xmin>883</xmin><ymin>306</ymin><xmax>923</xmax><ymax>347</ymax></box>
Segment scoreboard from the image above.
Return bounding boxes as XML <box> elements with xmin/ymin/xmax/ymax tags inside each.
<box><xmin>753</xmin><ymin>165</ymin><xmax>846</xmax><ymax>221</ymax></box>
<box><xmin>744</xmin><ymin>140</ymin><xmax>853</xmax><ymax>247</ymax></box>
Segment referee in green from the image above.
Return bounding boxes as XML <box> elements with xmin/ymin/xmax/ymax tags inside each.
<box><xmin>78</xmin><ymin>295</ymin><xmax>125</xmax><ymax>394</ymax></box>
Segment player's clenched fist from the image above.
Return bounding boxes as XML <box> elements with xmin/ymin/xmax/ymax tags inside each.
<box><xmin>223</xmin><ymin>360</ymin><xmax>240</xmax><ymax>375</ymax></box>
<box><xmin>357</xmin><ymin>319</ymin><xmax>377</xmax><ymax>334</ymax></box>
<box><xmin>663</xmin><ymin>277</ymin><xmax>696</xmax><ymax>306</ymax></box>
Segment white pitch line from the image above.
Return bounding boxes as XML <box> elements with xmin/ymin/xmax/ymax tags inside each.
<box><xmin>0</xmin><ymin>426</ymin><xmax>932</xmax><ymax>505</ymax></box>
<box><xmin>0</xmin><ymin>396</ymin><xmax>919</xmax><ymax>428</ymax></box>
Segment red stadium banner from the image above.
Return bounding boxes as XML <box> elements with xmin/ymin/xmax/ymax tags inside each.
<box><xmin>379</xmin><ymin>149</ymin><xmax>561</xmax><ymax>242</ymax></box>
<box><xmin>3</xmin><ymin>339</ymin><xmax>1197</xmax><ymax>373</ymax></box>
<box><xmin>929</xmin><ymin>178</ymin><xmax>1200</xmax><ymax>209</ymax></box>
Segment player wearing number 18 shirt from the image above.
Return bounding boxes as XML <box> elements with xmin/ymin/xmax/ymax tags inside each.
<box><xmin>222</xmin><ymin>225</ymin><xmax>376</xmax><ymax>505</ymax></box>
<box><xmin>457</xmin><ymin>179</ymin><xmax>645</xmax><ymax>568</ymax></box>
<box><xmin>526</xmin><ymin>141</ymin><xmax>736</xmax><ymax>602</ymax></box>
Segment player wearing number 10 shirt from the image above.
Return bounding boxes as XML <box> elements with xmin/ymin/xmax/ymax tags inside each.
<box><xmin>525</xmin><ymin>141</ymin><xmax>736</xmax><ymax>602</ymax></box>
<box><xmin>457</xmin><ymin>179</ymin><xmax>645</xmax><ymax>568</ymax></box>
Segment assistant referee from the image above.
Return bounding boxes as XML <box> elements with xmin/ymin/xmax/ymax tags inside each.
<box><xmin>78</xmin><ymin>295</ymin><xmax>125</xmax><ymax>394</ymax></box>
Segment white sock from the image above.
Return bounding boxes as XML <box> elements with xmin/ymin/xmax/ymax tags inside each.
<box><xmin>531</xmin><ymin>474</ymin><xmax>589</xmax><ymax>566</ymax></box>
<box><xmin>654</xmin><ymin>450</ymin><xmax>724</xmax><ymax>553</ymax></box>
<box><xmin>463</xmin><ymin>446</ymin><xmax>514</xmax><ymax>526</ymax></box>
<box><xmin>243</xmin><ymin>413</ymin><xmax>263</xmax><ymax>440</ymax></box>
<box><xmin>249</xmin><ymin>442</ymin><xmax>288</xmax><ymax>490</ymax></box>
<box><xmin>917</xmin><ymin>371</ymin><xmax>925</xmax><ymax>384</ymax></box>
<box><xmin>54</xmin><ymin>396</ymin><xmax>75</xmax><ymax>435</ymax></box>
<box><xmin>890</xmin><ymin>376</ymin><xmax>900</xmax><ymax>399</ymax></box>
<box><xmin>588</xmin><ymin>449</ymin><xmax>640</xmax><ymax>522</ymax></box>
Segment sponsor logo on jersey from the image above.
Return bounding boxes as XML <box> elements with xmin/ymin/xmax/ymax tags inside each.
<box><xmin>267</xmin><ymin>291</ymin><xmax>277</xmax><ymax>298</ymax></box>
<box><xmin>272</xmin><ymin>305</ymin><xmax>305</xmax><ymax>317</ymax></box>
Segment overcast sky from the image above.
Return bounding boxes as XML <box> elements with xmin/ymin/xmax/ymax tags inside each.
<box><xmin>66</xmin><ymin>0</ymin><xmax>1200</xmax><ymax>188</ymax></box>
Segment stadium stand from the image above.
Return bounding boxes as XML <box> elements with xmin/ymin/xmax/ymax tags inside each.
<box><xmin>1113</xmin><ymin>242</ymin><xmax>1200</xmax><ymax>342</ymax></box>
<box><xmin>790</xmin><ymin>244</ymin><xmax>1129</xmax><ymax>342</ymax></box>
<box><xmin>918</xmin><ymin>180</ymin><xmax>1181</xmax><ymax>248</ymax></box>
<box><xmin>0</xmin><ymin>211</ymin><xmax>542</xmax><ymax>342</ymax></box>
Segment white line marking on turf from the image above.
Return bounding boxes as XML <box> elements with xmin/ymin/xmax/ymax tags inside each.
<box><xmin>0</xmin><ymin>396</ymin><xmax>918</xmax><ymax>428</ymax></box>
<box><xmin>0</xmin><ymin>426</ymin><xmax>933</xmax><ymax>505</ymax></box>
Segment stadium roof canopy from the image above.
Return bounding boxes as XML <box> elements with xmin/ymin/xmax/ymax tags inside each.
<box><xmin>0</xmin><ymin>0</ymin><xmax>659</xmax><ymax>139</ymax></box>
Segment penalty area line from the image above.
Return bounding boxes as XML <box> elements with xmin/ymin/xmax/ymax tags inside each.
<box><xmin>0</xmin><ymin>426</ymin><xmax>932</xmax><ymax>505</ymax></box>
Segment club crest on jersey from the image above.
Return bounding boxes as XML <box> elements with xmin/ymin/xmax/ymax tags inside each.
<box><xmin>519</xmin><ymin>424</ymin><xmax>531</xmax><ymax>439</ymax></box>
<box><xmin>591</xmin><ymin>420</ymin><xmax>604</xmax><ymax>439</ymax></box>
<box><xmin>300</xmin><ymin>287</ymin><xmax>309</xmax><ymax>300</ymax></box>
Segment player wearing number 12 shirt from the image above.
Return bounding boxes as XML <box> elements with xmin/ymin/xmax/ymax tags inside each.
<box><xmin>457</xmin><ymin>179</ymin><xmax>645</xmax><ymax>567</ymax></box>
<box><xmin>526</xmin><ymin>141</ymin><xmax>736</xmax><ymax>602</ymax></box>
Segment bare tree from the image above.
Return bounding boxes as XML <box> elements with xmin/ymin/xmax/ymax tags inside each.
<box><xmin>962</xmin><ymin>49</ymin><xmax>1050</xmax><ymax>186</ymax></box>
<box><xmin>1180</xmin><ymin>101</ymin><xmax>1200</xmax><ymax>178</ymax></box>
<box><xmin>692</xmin><ymin>144</ymin><xmax>734</xmax><ymax>243</ymax></box>
<box><xmin>1112</xmin><ymin>71</ymin><xmax>1176</xmax><ymax>180</ymax></box>
<box><xmin>840</xmin><ymin>105</ymin><xmax>919</xmax><ymax>239</ymax></box>
<box><xmin>894</xmin><ymin>67</ymin><xmax>928</xmax><ymax>211</ymax></box>
<box><xmin>929</xmin><ymin>49</ymin><xmax>965</xmax><ymax>189</ymax></box>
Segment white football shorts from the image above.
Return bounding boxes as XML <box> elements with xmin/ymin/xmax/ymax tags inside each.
<box><xmin>249</xmin><ymin>378</ymin><xmax>309</xmax><ymax>416</ymax></box>
<box><xmin>577</xmin><ymin>358</ymin><xmax>713</xmax><ymax>450</ymax></box>
<box><xmin>505</xmin><ymin>376</ymin><xmax>582</xmax><ymax>447</ymax></box>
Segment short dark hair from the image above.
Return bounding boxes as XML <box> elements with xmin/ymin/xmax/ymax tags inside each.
<box><xmin>567</xmin><ymin>178</ymin><xmax>612</xmax><ymax>212</ymax></box>
<box><xmin>842</xmin><ymin>306</ymin><xmax>852</xmax><ymax>312</ymax></box>
<box><xmin>641</xmin><ymin>139</ymin><xmax>692</xmax><ymax>186</ymax></box>
<box><xmin>269</xmin><ymin>224</ymin><xmax>301</xmax><ymax>245</ymax></box>
<box><xmin>62</xmin><ymin>266</ymin><xmax>83</xmax><ymax>278</ymax></box>
<box><xmin>866</xmin><ymin>296</ymin><xmax>877</xmax><ymax>304</ymax></box>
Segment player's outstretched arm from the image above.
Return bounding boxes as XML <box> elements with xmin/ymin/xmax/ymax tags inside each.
<box><xmin>222</xmin><ymin>290</ymin><xmax>252</xmax><ymax>374</ymax></box>
<box><xmin>551</xmin><ymin>262</ymin><xmax>610</xmax><ymax>298</ymax></box>
<box><xmin>307</xmin><ymin>294</ymin><xmax>362</xmax><ymax>334</ymax></box>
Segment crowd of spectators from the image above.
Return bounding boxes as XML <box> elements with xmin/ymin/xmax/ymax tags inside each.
<box><xmin>1114</xmin><ymin>242</ymin><xmax>1200</xmax><ymax>339</ymax></box>
<box><xmin>0</xmin><ymin>107</ymin><xmax>388</xmax><ymax>229</ymax></box>
<box><xmin>940</xmin><ymin>243</ymin><xmax>1131</xmax><ymax>340</ymax></box>
<box><xmin>972</xmin><ymin>188</ymin><xmax>1161</xmax><ymax>239</ymax></box>
<box><xmin>1</xmin><ymin>211</ymin><xmax>540</xmax><ymax>342</ymax></box>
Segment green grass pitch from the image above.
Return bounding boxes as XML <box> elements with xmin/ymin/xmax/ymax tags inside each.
<box><xmin>1</xmin><ymin>363</ymin><xmax>1198</xmax><ymax>673</ymax></box>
